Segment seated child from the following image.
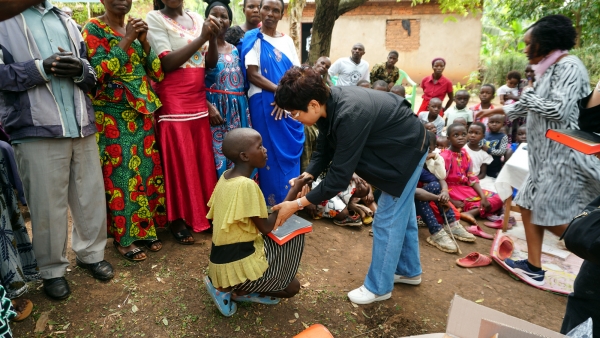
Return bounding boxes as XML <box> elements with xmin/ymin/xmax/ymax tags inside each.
<box><xmin>416</xmin><ymin>132</ymin><xmax>474</xmax><ymax>253</ymax></box>
<box><xmin>483</xmin><ymin>114</ymin><xmax>509</xmax><ymax>178</ymax></box>
<box><xmin>424</xmin><ymin>122</ymin><xmax>437</xmax><ymax>136</ymax></box>
<box><xmin>505</xmin><ymin>125</ymin><xmax>527</xmax><ymax>161</ymax></box>
<box><xmin>464</xmin><ymin>122</ymin><xmax>493</xmax><ymax>180</ymax></box>
<box><xmin>444</xmin><ymin>90</ymin><xmax>473</xmax><ymax>126</ymax></box>
<box><xmin>436</xmin><ymin>136</ymin><xmax>448</xmax><ymax>152</ymax></box>
<box><xmin>498</xmin><ymin>70</ymin><xmax>521</xmax><ymax>105</ymax></box>
<box><xmin>418</xmin><ymin>98</ymin><xmax>444</xmax><ymax>136</ymax></box>
<box><xmin>471</xmin><ymin>84</ymin><xmax>495</xmax><ymax>125</ymax></box>
<box><xmin>204</xmin><ymin>128</ymin><xmax>309</xmax><ymax>317</ymax></box>
<box><xmin>522</xmin><ymin>64</ymin><xmax>534</xmax><ymax>87</ymax></box>
<box><xmin>390</xmin><ymin>85</ymin><xmax>405</xmax><ymax>97</ymax></box>
<box><xmin>372</xmin><ymin>80</ymin><xmax>389</xmax><ymax>92</ymax></box>
<box><xmin>357</xmin><ymin>80</ymin><xmax>371</xmax><ymax>88</ymax></box>
<box><xmin>453</xmin><ymin>117</ymin><xmax>467</xmax><ymax>128</ymax></box>
<box><xmin>441</xmin><ymin>123</ymin><xmax>503</xmax><ymax>220</ymax></box>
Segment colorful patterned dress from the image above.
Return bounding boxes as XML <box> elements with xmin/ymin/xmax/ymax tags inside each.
<box><xmin>440</xmin><ymin>148</ymin><xmax>502</xmax><ymax>217</ymax></box>
<box><xmin>205</xmin><ymin>46</ymin><xmax>251</xmax><ymax>179</ymax></box>
<box><xmin>83</xmin><ymin>18</ymin><xmax>167</xmax><ymax>247</ymax></box>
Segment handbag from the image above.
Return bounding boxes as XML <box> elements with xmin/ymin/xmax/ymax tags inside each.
<box><xmin>561</xmin><ymin>194</ymin><xmax>600</xmax><ymax>265</ymax></box>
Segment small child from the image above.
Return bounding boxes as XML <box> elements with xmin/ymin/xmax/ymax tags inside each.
<box><xmin>498</xmin><ymin>71</ymin><xmax>521</xmax><ymax>105</ymax></box>
<box><xmin>471</xmin><ymin>84</ymin><xmax>495</xmax><ymax>125</ymax></box>
<box><xmin>453</xmin><ymin>117</ymin><xmax>467</xmax><ymax>128</ymax></box>
<box><xmin>483</xmin><ymin>114</ymin><xmax>508</xmax><ymax>178</ymax></box>
<box><xmin>204</xmin><ymin>128</ymin><xmax>309</xmax><ymax>317</ymax></box>
<box><xmin>441</xmin><ymin>123</ymin><xmax>503</xmax><ymax>220</ymax></box>
<box><xmin>418</xmin><ymin>98</ymin><xmax>444</xmax><ymax>136</ymax></box>
<box><xmin>390</xmin><ymin>85</ymin><xmax>405</xmax><ymax>97</ymax></box>
<box><xmin>444</xmin><ymin>90</ymin><xmax>473</xmax><ymax>126</ymax></box>
<box><xmin>424</xmin><ymin>122</ymin><xmax>437</xmax><ymax>136</ymax></box>
<box><xmin>357</xmin><ymin>80</ymin><xmax>371</xmax><ymax>88</ymax></box>
<box><xmin>372</xmin><ymin>80</ymin><xmax>389</xmax><ymax>92</ymax></box>
<box><xmin>436</xmin><ymin>136</ymin><xmax>449</xmax><ymax>151</ymax></box>
<box><xmin>521</xmin><ymin>64</ymin><xmax>535</xmax><ymax>88</ymax></box>
<box><xmin>505</xmin><ymin>125</ymin><xmax>527</xmax><ymax>161</ymax></box>
<box><xmin>464</xmin><ymin>122</ymin><xmax>493</xmax><ymax>180</ymax></box>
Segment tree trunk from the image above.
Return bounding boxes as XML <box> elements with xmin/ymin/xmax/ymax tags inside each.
<box><xmin>288</xmin><ymin>0</ymin><xmax>307</xmax><ymax>58</ymax></box>
<box><xmin>307</xmin><ymin>0</ymin><xmax>367</xmax><ymax>65</ymax></box>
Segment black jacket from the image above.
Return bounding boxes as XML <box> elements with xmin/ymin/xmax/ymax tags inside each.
<box><xmin>305</xmin><ymin>86</ymin><xmax>429</xmax><ymax>204</ymax></box>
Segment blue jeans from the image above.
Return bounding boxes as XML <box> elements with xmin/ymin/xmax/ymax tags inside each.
<box><xmin>415</xmin><ymin>181</ymin><xmax>456</xmax><ymax>235</ymax></box>
<box><xmin>364</xmin><ymin>153</ymin><xmax>426</xmax><ymax>296</ymax></box>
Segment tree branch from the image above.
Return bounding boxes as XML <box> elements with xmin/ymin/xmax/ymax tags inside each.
<box><xmin>337</xmin><ymin>0</ymin><xmax>368</xmax><ymax>16</ymax></box>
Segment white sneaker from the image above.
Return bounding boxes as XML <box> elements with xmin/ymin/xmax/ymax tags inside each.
<box><xmin>347</xmin><ymin>285</ymin><xmax>391</xmax><ymax>305</ymax></box>
<box><xmin>394</xmin><ymin>274</ymin><xmax>421</xmax><ymax>285</ymax></box>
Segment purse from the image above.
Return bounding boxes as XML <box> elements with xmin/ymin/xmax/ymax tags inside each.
<box><xmin>561</xmin><ymin>194</ymin><xmax>600</xmax><ymax>265</ymax></box>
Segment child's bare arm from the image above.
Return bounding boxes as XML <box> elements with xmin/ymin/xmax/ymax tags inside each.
<box><xmin>472</xmin><ymin>182</ymin><xmax>491</xmax><ymax>212</ymax></box>
<box><xmin>415</xmin><ymin>188</ymin><xmax>440</xmax><ymax>202</ymax></box>
<box><xmin>499</xmin><ymin>94</ymin><xmax>506</xmax><ymax>105</ymax></box>
<box><xmin>478</xmin><ymin>164</ymin><xmax>488</xmax><ymax>179</ymax></box>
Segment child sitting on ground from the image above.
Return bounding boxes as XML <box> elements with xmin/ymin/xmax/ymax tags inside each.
<box><xmin>471</xmin><ymin>84</ymin><xmax>495</xmax><ymax>125</ymax></box>
<box><xmin>483</xmin><ymin>114</ymin><xmax>509</xmax><ymax>178</ymax></box>
<box><xmin>441</xmin><ymin>123</ymin><xmax>503</xmax><ymax>221</ymax></box>
<box><xmin>204</xmin><ymin>128</ymin><xmax>310</xmax><ymax>317</ymax></box>
<box><xmin>357</xmin><ymin>80</ymin><xmax>371</xmax><ymax>88</ymax></box>
<box><xmin>390</xmin><ymin>85</ymin><xmax>405</xmax><ymax>97</ymax></box>
<box><xmin>498</xmin><ymin>70</ymin><xmax>521</xmax><ymax>105</ymax></box>
<box><xmin>418</xmin><ymin>98</ymin><xmax>444</xmax><ymax>136</ymax></box>
<box><xmin>505</xmin><ymin>125</ymin><xmax>527</xmax><ymax>161</ymax></box>
<box><xmin>444</xmin><ymin>90</ymin><xmax>473</xmax><ymax>126</ymax></box>
<box><xmin>464</xmin><ymin>122</ymin><xmax>493</xmax><ymax>180</ymax></box>
<box><xmin>372</xmin><ymin>80</ymin><xmax>389</xmax><ymax>92</ymax></box>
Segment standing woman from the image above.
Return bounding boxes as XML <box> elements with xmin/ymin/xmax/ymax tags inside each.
<box><xmin>83</xmin><ymin>0</ymin><xmax>167</xmax><ymax>261</ymax></box>
<box><xmin>417</xmin><ymin>58</ymin><xmax>454</xmax><ymax>115</ymax></box>
<box><xmin>241</xmin><ymin>0</ymin><xmax>303</xmax><ymax>206</ymax></box>
<box><xmin>224</xmin><ymin>0</ymin><xmax>261</xmax><ymax>47</ymax></box>
<box><xmin>205</xmin><ymin>0</ymin><xmax>252</xmax><ymax>178</ymax></box>
<box><xmin>478</xmin><ymin>15</ymin><xmax>600</xmax><ymax>286</ymax></box>
<box><xmin>146</xmin><ymin>0</ymin><xmax>221</xmax><ymax>243</ymax></box>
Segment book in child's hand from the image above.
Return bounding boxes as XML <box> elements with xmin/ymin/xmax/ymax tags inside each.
<box><xmin>546</xmin><ymin>129</ymin><xmax>600</xmax><ymax>155</ymax></box>
<box><xmin>268</xmin><ymin>214</ymin><xmax>312</xmax><ymax>245</ymax></box>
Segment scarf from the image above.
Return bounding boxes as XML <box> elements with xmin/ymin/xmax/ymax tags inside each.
<box><xmin>531</xmin><ymin>50</ymin><xmax>568</xmax><ymax>80</ymax></box>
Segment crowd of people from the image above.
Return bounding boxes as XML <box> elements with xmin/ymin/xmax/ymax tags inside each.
<box><xmin>0</xmin><ymin>0</ymin><xmax>599</xmax><ymax>335</ymax></box>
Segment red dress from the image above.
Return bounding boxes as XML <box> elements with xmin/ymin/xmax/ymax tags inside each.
<box><xmin>418</xmin><ymin>74</ymin><xmax>453</xmax><ymax>116</ymax></box>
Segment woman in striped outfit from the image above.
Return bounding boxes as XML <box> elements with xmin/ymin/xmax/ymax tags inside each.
<box><xmin>478</xmin><ymin>15</ymin><xmax>600</xmax><ymax>286</ymax></box>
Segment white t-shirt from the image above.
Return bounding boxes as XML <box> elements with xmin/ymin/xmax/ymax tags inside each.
<box><xmin>445</xmin><ymin>106</ymin><xmax>474</xmax><ymax>125</ymax></box>
<box><xmin>244</xmin><ymin>34</ymin><xmax>300</xmax><ymax>98</ymax></box>
<box><xmin>464</xmin><ymin>146</ymin><xmax>493</xmax><ymax>176</ymax></box>
<box><xmin>498</xmin><ymin>85</ymin><xmax>519</xmax><ymax>105</ymax></box>
<box><xmin>328</xmin><ymin>57</ymin><xmax>370</xmax><ymax>86</ymax></box>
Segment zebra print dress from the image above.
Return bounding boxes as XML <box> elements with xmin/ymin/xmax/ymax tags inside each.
<box><xmin>504</xmin><ymin>55</ymin><xmax>600</xmax><ymax>226</ymax></box>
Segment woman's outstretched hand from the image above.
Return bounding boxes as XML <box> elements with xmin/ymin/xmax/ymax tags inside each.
<box><xmin>477</xmin><ymin>107</ymin><xmax>505</xmax><ymax>120</ymax></box>
<box><xmin>289</xmin><ymin>172</ymin><xmax>315</xmax><ymax>188</ymax></box>
<box><xmin>271</xmin><ymin>102</ymin><xmax>288</xmax><ymax>120</ymax></box>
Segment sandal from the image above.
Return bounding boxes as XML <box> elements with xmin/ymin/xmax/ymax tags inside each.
<box><xmin>232</xmin><ymin>292</ymin><xmax>281</xmax><ymax>305</ymax></box>
<box><xmin>466</xmin><ymin>225</ymin><xmax>493</xmax><ymax>240</ymax></box>
<box><xmin>456</xmin><ymin>252</ymin><xmax>492</xmax><ymax>268</ymax></box>
<box><xmin>203</xmin><ymin>276</ymin><xmax>237</xmax><ymax>317</ymax></box>
<box><xmin>170</xmin><ymin>227</ymin><xmax>195</xmax><ymax>245</ymax></box>
<box><xmin>113</xmin><ymin>241</ymin><xmax>146</xmax><ymax>262</ymax></box>
<box><xmin>333</xmin><ymin>214</ymin><xmax>362</xmax><ymax>227</ymax></box>
<box><xmin>11</xmin><ymin>299</ymin><xmax>33</xmax><ymax>322</ymax></box>
<box><xmin>142</xmin><ymin>239</ymin><xmax>162</xmax><ymax>252</ymax></box>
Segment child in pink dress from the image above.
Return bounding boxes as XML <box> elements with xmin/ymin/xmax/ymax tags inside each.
<box><xmin>441</xmin><ymin>123</ymin><xmax>503</xmax><ymax>219</ymax></box>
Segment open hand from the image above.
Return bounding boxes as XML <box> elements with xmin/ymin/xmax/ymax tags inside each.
<box><xmin>208</xmin><ymin>103</ymin><xmax>224</xmax><ymax>126</ymax></box>
<box><xmin>477</xmin><ymin>107</ymin><xmax>505</xmax><ymax>120</ymax></box>
<box><xmin>270</xmin><ymin>102</ymin><xmax>288</xmax><ymax>120</ymax></box>
<box><xmin>289</xmin><ymin>172</ymin><xmax>314</xmax><ymax>188</ymax></box>
<box><xmin>480</xmin><ymin>197</ymin><xmax>492</xmax><ymax>213</ymax></box>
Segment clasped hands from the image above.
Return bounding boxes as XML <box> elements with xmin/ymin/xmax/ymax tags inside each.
<box><xmin>271</xmin><ymin>173</ymin><xmax>314</xmax><ymax>228</ymax></box>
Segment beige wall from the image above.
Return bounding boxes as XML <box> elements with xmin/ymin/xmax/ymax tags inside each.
<box><xmin>279</xmin><ymin>12</ymin><xmax>482</xmax><ymax>84</ymax></box>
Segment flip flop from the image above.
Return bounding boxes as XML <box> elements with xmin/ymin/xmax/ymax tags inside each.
<box><xmin>497</xmin><ymin>235</ymin><xmax>514</xmax><ymax>260</ymax></box>
<box><xmin>11</xmin><ymin>299</ymin><xmax>33</xmax><ymax>322</ymax></box>
<box><xmin>203</xmin><ymin>276</ymin><xmax>237</xmax><ymax>317</ymax></box>
<box><xmin>113</xmin><ymin>240</ymin><xmax>146</xmax><ymax>262</ymax></box>
<box><xmin>456</xmin><ymin>252</ymin><xmax>492</xmax><ymax>268</ymax></box>
<box><xmin>170</xmin><ymin>227</ymin><xmax>195</xmax><ymax>245</ymax></box>
<box><xmin>232</xmin><ymin>292</ymin><xmax>281</xmax><ymax>305</ymax></box>
<box><xmin>141</xmin><ymin>239</ymin><xmax>162</xmax><ymax>252</ymax></box>
<box><xmin>484</xmin><ymin>220</ymin><xmax>505</xmax><ymax>229</ymax></box>
<box><xmin>466</xmin><ymin>225</ymin><xmax>493</xmax><ymax>240</ymax></box>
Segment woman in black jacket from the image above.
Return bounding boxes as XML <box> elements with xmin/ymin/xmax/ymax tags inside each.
<box><xmin>561</xmin><ymin>81</ymin><xmax>600</xmax><ymax>336</ymax></box>
<box><xmin>271</xmin><ymin>66</ymin><xmax>429</xmax><ymax>305</ymax></box>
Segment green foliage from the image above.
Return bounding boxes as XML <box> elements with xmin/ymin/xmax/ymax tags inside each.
<box><xmin>452</xmin><ymin>82</ymin><xmax>466</xmax><ymax>94</ymax></box>
<box><xmin>480</xmin><ymin>51</ymin><xmax>528</xmax><ymax>89</ymax></box>
<box><xmin>410</xmin><ymin>0</ymin><xmax>482</xmax><ymax>18</ymax></box>
<box><xmin>572</xmin><ymin>45</ymin><xmax>600</xmax><ymax>87</ymax></box>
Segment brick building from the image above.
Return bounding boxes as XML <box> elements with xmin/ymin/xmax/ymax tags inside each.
<box><xmin>279</xmin><ymin>0</ymin><xmax>482</xmax><ymax>84</ymax></box>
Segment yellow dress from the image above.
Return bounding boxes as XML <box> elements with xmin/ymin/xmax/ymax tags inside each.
<box><xmin>206</xmin><ymin>174</ymin><xmax>269</xmax><ymax>288</ymax></box>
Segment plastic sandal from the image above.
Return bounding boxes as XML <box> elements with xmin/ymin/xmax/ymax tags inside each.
<box><xmin>456</xmin><ymin>252</ymin><xmax>492</xmax><ymax>268</ymax></box>
<box><xmin>484</xmin><ymin>220</ymin><xmax>505</xmax><ymax>229</ymax></box>
<box><xmin>497</xmin><ymin>235</ymin><xmax>514</xmax><ymax>260</ymax></box>
<box><xmin>203</xmin><ymin>276</ymin><xmax>237</xmax><ymax>317</ymax></box>
<box><xmin>11</xmin><ymin>299</ymin><xmax>33</xmax><ymax>322</ymax></box>
<box><xmin>466</xmin><ymin>225</ymin><xmax>493</xmax><ymax>240</ymax></box>
<box><xmin>171</xmin><ymin>227</ymin><xmax>195</xmax><ymax>245</ymax></box>
<box><xmin>232</xmin><ymin>292</ymin><xmax>281</xmax><ymax>305</ymax></box>
<box><xmin>142</xmin><ymin>239</ymin><xmax>162</xmax><ymax>252</ymax></box>
<box><xmin>113</xmin><ymin>241</ymin><xmax>146</xmax><ymax>262</ymax></box>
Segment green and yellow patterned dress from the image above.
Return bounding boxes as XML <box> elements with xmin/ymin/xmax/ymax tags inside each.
<box><xmin>83</xmin><ymin>18</ymin><xmax>167</xmax><ymax>247</ymax></box>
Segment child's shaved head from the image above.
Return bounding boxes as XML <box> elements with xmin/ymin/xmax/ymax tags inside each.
<box><xmin>223</xmin><ymin>128</ymin><xmax>261</xmax><ymax>163</ymax></box>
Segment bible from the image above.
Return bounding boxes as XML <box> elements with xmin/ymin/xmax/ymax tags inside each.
<box><xmin>546</xmin><ymin>129</ymin><xmax>600</xmax><ymax>155</ymax></box>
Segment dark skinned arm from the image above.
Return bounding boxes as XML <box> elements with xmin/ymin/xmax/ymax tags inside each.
<box><xmin>415</xmin><ymin>188</ymin><xmax>440</xmax><ymax>202</ymax></box>
<box><xmin>0</xmin><ymin>0</ymin><xmax>43</xmax><ymax>21</ymax></box>
<box><xmin>204</xmin><ymin>35</ymin><xmax>218</xmax><ymax>69</ymax></box>
<box><xmin>472</xmin><ymin>182</ymin><xmax>491</xmax><ymax>212</ymax></box>
<box><xmin>246</xmin><ymin>65</ymin><xmax>277</xmax><ymax>92</ymax></box>
<box><xmin>499</xmin><ymin>94</ymin><xmax>506</xmax><ymax>105</ymax></box>
<box><xmin>478</xmin><ymin>164</ymin><xmax>488</xmax><ymax>180</ymax></box>
<box><xmin>444</xmin><ymin>91</ymin><xmax>454</xmax><ymax>111</ymax></box>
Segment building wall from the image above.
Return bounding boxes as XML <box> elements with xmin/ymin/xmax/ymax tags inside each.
<box><xmin>278</xmin><ymin>1</ymin><xmax>482</xmax><ymax>84</ymax></box>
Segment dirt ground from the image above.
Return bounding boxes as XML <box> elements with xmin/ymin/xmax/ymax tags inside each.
<box><xmin>12</xmin><ymin>210</ymin><xmax>567</xmax><ymax>338</ymax></box>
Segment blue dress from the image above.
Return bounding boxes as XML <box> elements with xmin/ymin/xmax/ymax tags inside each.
<box><xmin>206</xmin><ymin>46</ymin><xmax>251</xmax><ymax>179</ymax></box>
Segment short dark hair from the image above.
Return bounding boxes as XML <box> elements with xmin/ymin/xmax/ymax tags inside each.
<box><xmin>481</xmin><ymin>83</ymin><xmax>496</xmax><ymax>95</ymax></box>
<box><xmin>260</xmin><ymin>0</ymin><xmax>284</xmax><ymax>12</ymax></box>
<box><xmin>153</xmin><ymin>0</ymin><xmax>165</xmax><ymax>10</ymax></box>
<box><xmin>275</xmin><ymin>66</ymin><xmax>330</xmax><ymax>111</ymax></box>
<box><xmin>469</xmin><ymin>122</ymin><xmax>486</xmax><ymax>133</ymax></box>
<box><xmin>373</xmin><ymin>80</ymin><xmax>388</xmax><ymax>89</ymax></box>
<box><xmin>447</xmin><ymin>123</ymin><xmax>466</xmax><ymax>136</ymax></box>
<box><xmin>507</xmin><ymin>70</ymin><xmax>521</xmax><ymax>82</ymax></box>
<box><xmin>356</xmin><ymin>79</ymin><xmax>371</xmax><ymax>87</ymax></box>
<box><xmin>388</xmin><ymin>50</ymin><xmax>399</xmax><ymax>57</ymax></box>
<box><xmin>528</xmin><ymin>14</ymin><xmax>576</xmax><ymax>59</ymax></box>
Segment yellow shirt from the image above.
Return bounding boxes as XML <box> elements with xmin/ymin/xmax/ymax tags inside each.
<box><xmin>206</xmin><ymin>173</ymin><xmax>269</xmax><ymax>288</ymax></box>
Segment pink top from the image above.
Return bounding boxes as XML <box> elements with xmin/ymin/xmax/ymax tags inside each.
<box><xmin>440</xmin><ymin>148</ymin><xmax>479</xmax><ymax>186</ymax></box>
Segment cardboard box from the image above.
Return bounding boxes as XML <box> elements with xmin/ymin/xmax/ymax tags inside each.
<box><xmin>403</xmin><ymin>295</ymin><xmax>564</xmax><ymax>338</ymax></box>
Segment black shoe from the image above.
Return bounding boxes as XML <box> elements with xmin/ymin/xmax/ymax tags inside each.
<box><xmin>76</xmin><ymin>258</ymin><xmax>114</xmax><ymax>281</ymax></box>
<box><xmin>43</xmin><ymin>277</ymin><xmax>71</xmax><ymax>300</ymax></box>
